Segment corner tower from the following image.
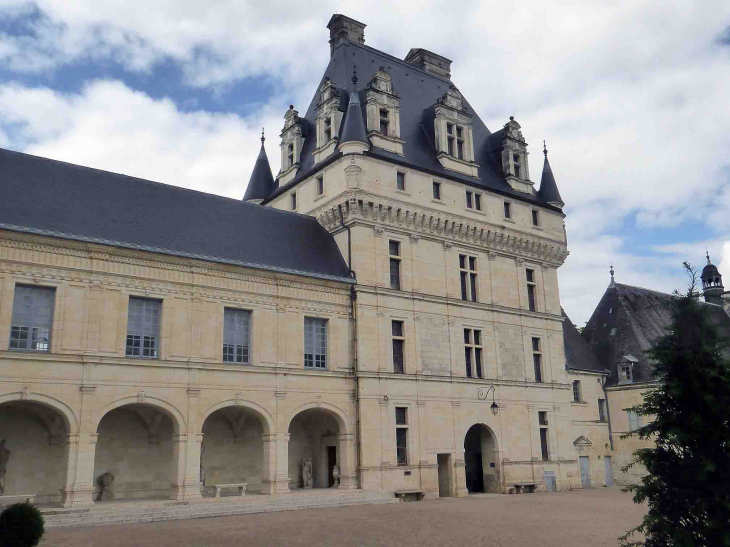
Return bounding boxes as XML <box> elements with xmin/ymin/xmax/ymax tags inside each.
<box><xmin>701</xmin><ymin>252</ymin><xmax>724</xmax><ymax>306</ymax></box>
<box><xmin>242</xmin><ymin>130</ymin><xmax>275</xmax><ymax>204</ymax></box>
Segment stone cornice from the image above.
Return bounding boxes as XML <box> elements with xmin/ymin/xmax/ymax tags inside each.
<box><xmin>313</xmin><ymin>191</ymin><xmax>569</xmax><ymax>266</ymax></box>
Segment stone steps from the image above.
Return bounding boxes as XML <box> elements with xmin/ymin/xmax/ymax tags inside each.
<box><xmin>42</xmin><ymin>491</ymin><xmax>399</xmax><ymax>528</ymax></box>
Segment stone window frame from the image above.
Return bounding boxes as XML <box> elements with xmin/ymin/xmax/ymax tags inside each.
<box><xmin>459</xmin><ymin>253</ymin><xmax>478</xmax><ymax>303</ymax></box>
<box><xmin>532</xmin><ymin>336</ymin><xmax>543</xmax><ymax>383</ymax></box>
<box><xmin>315</xmin><ymin>174</ymin><xmax>325</xmax><ymax>200</ymax></box>
<box><xmin>465</xmin><ymin>190</ymin><xmax>483</xmax><ymax>212</ymax></box>
<box><xmin>503</xmin><ymin>200</ymin><xmax>513</xmax><ymax>221</ymax></box>
<box><xmin>538</xmin><ymin>411</ymin><xmax>550</xmax><ymax>461</ymax></box>
<box><xmin>396</xmin><ymin>171</ymin><xmax>407</xmax><ymax>192</ymax></box>
<box><xmin>391</xmin><ymin>320</ymin><xmax>405</xmax><ymax>374</ymax></box>
<box><xmin>222</xmin><ymin>307</ymin><xmax>252</xmax><ymax>365</ymax></box>
<box><xmin>598</xmin><ymin>399</ymin><xmax>607</xmax><ymax>422</ymax></box>
<box><xmin>125</xmin><ymin>296</ymin><xmax>162</xmax><ymax>359</ymax></box>
<box><xmin>463</xmin><ymin>327</ymin><xmax>483</xmax><ymax>379</ymax></box>
<box><xmin>8</xmin><ymin>284</ymin><xmax>56</xmax><ymax>353</ymax></box>
<box><xmin>395</xmin><ymin>406</ymin><xmax>409</xmax><ymax>466</ymax></box>
<box><xmin>290</xmin><ymin>192</ymin><xmax>297</xmax><ymax>211</ymax></box>
<box><xmin>526</xmin><ymin>268</ymin><xmax>538</xmax><ymax>312</ymax></box>
<box><xmin>572</xmin><ymin>380</ymin><xmax>582</xmax><ymax>402</ymax></box>
<box><xmin>432</xmin><ymin>180</ymin><xmax>442</xmax><ymax>201</ymax></box>
<box><xmin>389</xmin><ymin>239</ymin><xmax>402</xmax><ymax>291</ymax></box>
<box><xmin>531</xmin><ymin>208</ymin><xmax>541</xmax><ymax>227</ymax></box>
<box><xmin>304</xmin><ymin>316</ymin><xmax>328</xmax><ymax>370</ymax></box>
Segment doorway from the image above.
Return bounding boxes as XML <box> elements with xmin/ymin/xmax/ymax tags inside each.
<box><xmin>464</xmin><ymin>424</ymin><xmax>499</xmax><ymax>493</ymax></box>
<box><xmin>604</xmin><ymin>456</ymin><xmax>614</xmax><ymax>486</ymax></box>
<box><xmin>437</xmin><ymin>454</ymin><xmax>451</xmax><ymax>497</ymax></box>
<box><xmin>579</xmin><ymin>456</ymin><xmax>591</xmax><ymax>489</ymax></box>
<box><xmin>326</xmin><ymin>446</ymin><xmax>337</xmax><ymax>487</ymax></box>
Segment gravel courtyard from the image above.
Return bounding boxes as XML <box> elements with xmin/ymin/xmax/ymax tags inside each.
<box><xmin>43</xmin><ymin>487</ymin><xmax>643</xmax><ymax>547</ymax></box>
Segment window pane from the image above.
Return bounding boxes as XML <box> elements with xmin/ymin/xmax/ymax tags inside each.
<box><xmin>459</xmin><ymin>254</ymin><xmax>466</xmax><ymax>269</ymax></box>
<box><xmin>573</xmin><ymin>381</ymin><xmax>581</xmax><ymax>402</ymax></box>
<box><xmin>468</xmin><ymin>257</ymin><xmax>476</xmax><ymax>271</ymax></box>
<box><xmin>397</xmin><ymin>172</ymin><xmax>405</xmax><ymax>191</ymax></box>
<box><xmin>433</xmin><ymin>182</ymin><xmax>441</xmax><ymax>200</ymax></box>
<box><xmin>223</xmin><ymin>309</ymin><xmax>251</xmax><ymax>363</ymax></box>
<box><xmin>475</xmin><ymin>348</ymin><xmax>482</xmax><ymax>378</ymax></box>
<box><xmin>460</xmin><ymin>272</ymin><xmax>468</xmax><ymax>301</ymax></box>
<box><xmin>390</xmin><ymin>259</ymin><xmax>401</xmax><ymax>290</ymax></box>
<box><xmin>392</xmin><ymin>321</ymin><xmax>403</xmax><ymax>337</ymax></box>
<box><xmin>534</xmin><ymin>354</ymin><xmax>542</xmax><ymax>382</ymax></box>
<box><xmin>470</xmin><ymin>273</ymin><xmax>477</xmax><ymax>302</ymax></box>
<box><xmin>466</xmin><ymin>191</ymin><xmax>473</xmax><ymax>208</ymax></box>
<box><xmin>528</xmin><ymin>285</ymin><xmax>536</xmax><ymax>312</ymax></box>
<box><xmin>389</xmin><ymin>240</ymin><xmax>400</xmax><ymax>256</ymax></box>
<box><xmin>395</xmin><ymin>407</ymin><xmax>407</xmax><ymax>425</ymax></box>
<box><xmin>474</xmin><ymin>194</ymin><xmax>481</xmax><ymax>210</ymax></box>
<box><xmin>304</xmin><ymin>318</ymin><xmax>327</xmax><ymax>368</ymax></box>
<box><xmin>532</xmin><ymin>210</ymin><xmax>539</xmax><ymax>226</ymax></box>
<box><xmin>540</xmin><ymin>428</ymin><xmax>549</xmax><ymax>461</ymax></box>
<box><xmin>393</xmin><ymin>340</ymin><xmax>404</xmax><ymax>373</ymax></box>
<box><xmin>396</xmin><ymin>428</ymin><xmax>408</xmax><ymax>465</ymax></box>
<box><xmin>474</xmin><ymin>330</ymin><xmax>481</xmax><ymax>346</ymax></box>
<box><xmin>526</xmin><ymin>269</ymin><xmax>534</xmax><ymax>283</ymax></box>
<box><xmin>127</xmin><ymin>298</ymin><xmax>160</xmax><ymax>358</ymax></box>
<box><xmin>463</xmin><ymin>329</ymin><xmax>471</xmax><ymax>344</ymax></box>
<box><xmin>317</xmin><ymin>177</ymin><xmax>324</xmax><ymax>195</ymax></box>
<box><xmin>465</xmin><ymin>347</ymin><xmax>472</xmax><ymax>378</ymax></box>
<box><xmin>532</xmin><ymin>337</ymin><xmax>540</xmax><ymax>352</ymax></box>
<box><xmin>504</xmin><ymin>202</ymin><xmax>511</xmax><ymax>218</ymax></box>
<box><xmin>10</xmin><ymin>286</ymin><xmax>55</xmax><ymax>352</ymax></box>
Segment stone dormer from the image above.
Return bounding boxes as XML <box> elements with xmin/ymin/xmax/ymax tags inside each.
<box><xmin>327</xmin><ymin>14</ymin><xmax>366</xmax><ymax>57</ymax></box>
<box><xmin>313</xmin><ymin>78</ymin><xmax>344</xmax><ymax>164</ymax></box>
<box><xmin>278</xmin><ymin>105</ymin><xmax>304</xmax><ymax>186</ymax></box>
<box><xmin>404</xmin><ymin>48</ymin><xmax>452</xmax><ymax>80</ymax></box>
<box><xmin>433</xmin><ymin>86</ymin><xmax>479</xmax><ymax>177</ymax></box>
<box><xmin>501</xmin><ymin>117</ymin><xmax>533</xmax><ymax>194</ymax></box>
<box><xmin>365</xmin><ymin>68</ymin><xmax>404</xmax><ymax>155</ymax></box>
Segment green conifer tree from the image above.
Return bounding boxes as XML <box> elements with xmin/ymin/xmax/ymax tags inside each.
<box><xmin>620</xmin><ymin>263</ymin><xmax>730</xmax><ymax>546</ymax></box>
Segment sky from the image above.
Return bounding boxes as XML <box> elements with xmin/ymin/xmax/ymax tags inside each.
<box><xmin>1</xmin><ymin>1</ymin><xmax>729</xmax><ymax>326</ymax></box>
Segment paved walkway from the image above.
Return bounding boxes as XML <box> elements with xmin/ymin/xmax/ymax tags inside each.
<box><xmin>43</xmin><ymin>487</ymin><xmax>644</xmax><ymax>547</ymax></box>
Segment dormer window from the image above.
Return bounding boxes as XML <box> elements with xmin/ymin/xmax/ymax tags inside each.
<box><xmin>287</xmin><ymin>143</ymin><xmax>294</xmax><ymax>169</ymax></box>
<box><xmin>513</xmin><ymin>153</ymin><xmax>522</xmax><ymax>178</ymax></box>
<box><xmin>324</xmin><ymin>117</ymin><xmax>332</xmax><ymax>141</ymax></box>
<box><xmin>434</xmin><ymin>86</ymin><xmax>478</xmax><ymax>177</ymax></box>
<box><xmin>447</xmin><ymin>123</ymin><xmax>464</xmax><ymax>159</ymax></box>
<box><xmin>313</xmin><ymin>79</ymin><xmax>343</xmax><ymax>164</ymax></box>
<box><xmin>379</xmin><ymin>108</ymin><xmax>389</xmax><ymax>136</ymax></box>
<box><xmin>278</xmin><ymin>104</ymin><xmax>304</xmax><ymax>184</ymax></box>
<box><xmin>620</xmin><ymin>364</ymin><xmax>632</xmax><ymax>383</ymax></box>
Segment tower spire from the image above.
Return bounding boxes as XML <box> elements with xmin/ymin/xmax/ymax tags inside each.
<box><xmin>261</xmin><ymin>127</ymin><xmax>265</xmax><ymax>144</ymax></box>
<box><xmin>538</xmin><ymin>139</ymin><xmax>564</xmax><ymax>209</ymax></box>
<box><xmin>338</xmin><ymin>65</ymin><xmax>370</xmax><ymax>154</ymax></box>
<box><xmin>243</xmin><ymin>129</ymin><xmax>275</xmax><ymax>203</ymax></box>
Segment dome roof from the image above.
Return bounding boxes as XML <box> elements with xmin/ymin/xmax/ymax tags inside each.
<box><xmin>702</xmin><ymin>262</ymin><xmax>720</xmax><ymax>279</ymax></box>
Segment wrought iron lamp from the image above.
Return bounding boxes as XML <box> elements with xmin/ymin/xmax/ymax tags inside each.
<box><xmin>477</xmin><ymin>386</ymin><xmax>499</xmax><ymax>416</ymax></box>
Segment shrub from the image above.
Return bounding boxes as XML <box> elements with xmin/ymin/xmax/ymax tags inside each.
<box><xmin>0</xmin><ymin>502</ymin><xmax>45</xmax><ymax>547</ymax></box>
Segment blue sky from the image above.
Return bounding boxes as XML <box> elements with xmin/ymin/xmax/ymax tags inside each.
<box><xmin>1</xmin><ymin>1</ymin><xmax>729</xmax><ymax>326</ymax></box>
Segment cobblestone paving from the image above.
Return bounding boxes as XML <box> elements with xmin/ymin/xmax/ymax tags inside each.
<box><xmin>43</xmin><ymin>487</ymin><xmax>643</xmax><ymax>547</ymax></box>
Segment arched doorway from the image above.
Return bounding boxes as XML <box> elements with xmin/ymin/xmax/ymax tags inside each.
<box><xmin>93</xmin><ymin>403</ymin><xmax>177</xmax><ymax>501</ymax></box>
<box><xmin>0</xmin><ymin>401</ymin><xmax>69</xmax><ymax>504</ymax></box>
<box><xmin>464</xmin><ymin>424</ymin><xmax>499</xmax><ymax>494</ymax></box>
<box><xmin>200</xmin><ymin>407</ymin><xmax>265</xmax><ymax>495</ymax></box>
<box><xmin>288</xmin><ymin>409</ymin><xmax>341</xmax><ymax>489</ymax></box>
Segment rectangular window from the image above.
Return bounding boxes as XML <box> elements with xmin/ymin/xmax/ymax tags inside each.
<box><xmin>513</xmin><ymin>153</ymin><xmax>521</xmax><ymax>178</ymax></box>
<box><xmin>9</xmin><ymin>285</ymin><xmax>55</xmax><ymax>352</ymax></box>
<box><xmin>620</xmin><ymin>365</ymin><xmax>633</xmax><ymax>383</ymax></box>
<box><xmin>392</xmin><ymin>320</ymin><xmax>405</xmax><ymax>374</ymax></box>
<box><xmin>540</xmin><ymin>427</ymin><xmax>549</xmax><ymax>461</ymax></box>
<box><xmin>503</xmin><ymin>201</ymin><xmax>512</xmax><ymax>219</ymax></box>
<box><xmin>304</xmin><ymin>317</ymin><xmax>327</xmax><ymax>369</ymax></box>
<box><xmin>532</xmin><ymin>210</ymin><xmax>540</xmax><ymax>226</ymax></box>
<box><xmin>526</xmin><ymin>268</ymin><xmax>537</xmax><ymax>312</ymax></box>
<box><xmin>459</xmin><ymin>254</ymin><xmax>478</xmax><ymax>302</ymax></box>
<box><xmin>396</xmin><ymin>407</ymin><xmax>408</xmax><ymax>465</ymax></box>
<box><xmin>291</xmin><ymin>192</ymin><xmax>297</xmax><ymax>211</ymax></box>
<box><xmin>389</xmin><ymin>240</ymin><xmax>401</xmax><ymax>291</ymax></box>
<box><xmin>396</xmin><ymin>171</ymin><xmax>406</xmax><ymax>191</ymax></box>
<box><xmin>456</xmin><ymin>125</ymin><xmax>464</xmax><ymax>159</ymax></box>
<box><xmin>572</xmin><ymin>380</ymin><xmax>582</xmax><ymax>402</ymax></box>
<box><xmin>223</xmin><ymin>308</ymin><xmax>251</xmax><ymax>364</ymax></box>
<box><xmin>379</xmin><ymin>108</ymin><xmax>389</xmax><ymax>136</ymax></box>
<box><xmin>126</xmin><ymin>297</ymin><xmax>161</xmax><ymax>358</ymax></box>
<box><xmin>532</xmin><ymin>337</ymin><xmax>543</xmax><ymax>383</ymax></box>
<box><xmin>627</xmin><ymin>410</ymin><xmax>643</xmax><ymax>431</ymax></box>
<box><xmin>324</xmin><ymin>117</ymin><xmax>332</xmax><ymax>141</ymax></box>
<box><xmin>447</xmin><ymin>123</ymin><xmax>455</xmax><ymax>156</ymax></box>
<box><xmin>316</xmin><ymin>175</ymin><xmax>324</xmax><ymax>196</ymax></box>
<box><xmin>287</xmin><ymin>143</ymin><xmax>294</xmax><ymax>168</ymax></box>
<box><xmin>432</xmin><ymin>181</ymin><xmax>441</xmax><ymax>200</ymax></box>
<box><xmin>464</xmin><ymin>328</ymin><xmax>483</xmax><ymax>379</ymax></box>
<box><xmin>465</xmin><ymin>191</ymin><xmax>473</xmax><ymax>209</ymax></box>
<box><xmin>598</xmin><ymin>399</ymin><xmax>607</xmax><ymax>422</ymax></box>
<box><xmin>474</xmin><ymin>193</ymin><xmax>482</xmax><ymax>211</ymax></box>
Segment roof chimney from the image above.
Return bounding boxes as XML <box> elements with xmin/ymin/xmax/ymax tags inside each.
<box><xmin>404</xmin><ymin>48</ymin><xmax>452</xmax><ymax>80</ymax></box>
<box><xmin>327</xmin><ymin>14</ymin><xmax>366</xmax><ymax>57</ymax></box>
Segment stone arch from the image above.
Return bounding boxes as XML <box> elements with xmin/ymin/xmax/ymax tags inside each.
<box><xmin>463</xmin><ymin>423</ymin><xmax>500</xmax><ymax>494</ymax></box>
<box><xmin>285</xmin><ymin>401</ymin><xmax>350</xmax><ymax>435</ymax></box>
<box><xmin>199</xmin><ymin>399</ymin><xmax>274</xmax><ymax>436</ymax></box>
<box><xmin>92</xmin><ymin>395</ymin><xmax>186</xmax><ymax>435</ymax></box>
<box><xmin>0</xmin><ymin>391</ymin><xmax>78</xmax><ymax>436</ymax></box>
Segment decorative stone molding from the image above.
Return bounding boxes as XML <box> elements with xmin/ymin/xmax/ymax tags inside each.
<box><xmin>186</xmin><ymin>387</ymin><xmax>201</xmax><ymax>397</ymax></box>
<box><xmin>79</xmin><ymin>385</ymin><xmax>97</xmax><ymax>394</ymax></box>
<box><xmin>21</xmin><ymin>386</ymin><xmax>31</xmax><ymax>400</ymax></box>
<box><xmin>409</xmin><ymin>234</ymin><xmax>420</xmax><ymax>244</ymax></box>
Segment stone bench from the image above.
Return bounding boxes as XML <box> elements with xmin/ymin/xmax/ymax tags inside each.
<box><xmin>394</xmin><ymin>490</ymin><xmax>424</xmax><ymax>502</ymax></box>
<box><xmin>512</xmin><ymin>483</ymin><xmax>537</xmax><ymax>494</ymax></box>
<box><xmin>211</xmin><ymin>483</ymin><xmax>247</xmax><ymax>498</ymax></box>
<box><xmin>0</xmin><ymin>495</ymin><xmax>36</xmax><ymax>507</ymax></box>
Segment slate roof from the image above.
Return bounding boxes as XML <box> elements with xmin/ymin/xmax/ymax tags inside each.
<box><xmin>339</xmin><ymin>74</ymin><xmax>370</xmax><ymax>146</ymax></box>
<box><xmin>242</xmin><ymin>138</ymin><xmax>275</xmax><ymax>202</ymax></box>
<box><xmin>561</xmin><ymin>308</ymin><xmax>606</xmax><ymax>374</ymax></box>
<box><xmin>263</xmin><ymin>40</ymin><xmax>563</xmax><ymax>211</ymax></box>
<box><xmin>0</xmin><ymin>148</ymin><xmax>353</xmax><ymax>283</ymax></box>
<box><xmin>538</xmin><ymin>153</ymin><xmax>564</xmax><ymax>208</ymax></box>
<box><xmin>582</xmin><ymin>282</ymin><xmax>730</xmax><ymax>386</ymax></box>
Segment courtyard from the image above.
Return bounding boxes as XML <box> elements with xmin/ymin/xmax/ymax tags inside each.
<box><xmin>43</xmin><ymin>487</ymin><xmax>644</xmax><ymax>547</ymax></box>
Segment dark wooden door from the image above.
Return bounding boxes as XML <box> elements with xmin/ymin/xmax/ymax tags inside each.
<box><xmin>327</xmin><ymin>446</ymin><xmax>337</xmax><ymax>487</ymax></box>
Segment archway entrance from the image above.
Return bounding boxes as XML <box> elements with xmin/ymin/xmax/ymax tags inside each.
<box><xmin>200</xmin><ymin>407</ymin><xmax>265</xmax><ymax>496</ymax></box>
<box><xmin>288</xmin><ymin>409</ymin><xmax>341</xmax><ymax>489</ymax></box>
<box><xmin>464</xmin><ymin>424</ymin><xmax>499</xmax><ymax>494</ymax></box>
<box><xmin>0</xmin><ymin>401</ymin><xmax>69</xmax><ymax>504</ymax></box>
<box><xmin>94</xmin><ymin>404</ymin><xmax>176</xmax><ymax>501</ymax></box>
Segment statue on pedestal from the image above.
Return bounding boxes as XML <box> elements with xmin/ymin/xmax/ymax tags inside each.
<box><xmin>332</xmin><ymin>465</ymin><xmax>340</xmax><ymax>489</ymax></box>
<box><xmin>97</xmin><ymin>472</ymin><xmax>115</xmax><ymax>501</ymax></box>
<box><xmin>302</xmin><ymin>458</ymin><xmax>313</xmax><ymax>488</ymax></box>
<box><xmin>0</xmin><ymin>439</ymin><xmax>10</xmax><ymax>496</ymax></box>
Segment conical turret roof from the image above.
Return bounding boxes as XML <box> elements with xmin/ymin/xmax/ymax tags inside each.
<box><xmin>243</xmin><ymin>131</ymin><xmax>275</xmax><ymax>202</ymax></box>
<box><xmin>538</xmin><ymin>142</ymin><xmax>564</xmax><ymax>209</ymax></box>
<box><xmin>339</xmin><ymin>69</ymin><xmax>369</xmax><ymax>146</ymax></box>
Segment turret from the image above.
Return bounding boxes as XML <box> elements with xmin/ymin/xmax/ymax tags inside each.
<box><xmin>242</xmin><ymin>129</ymin><xmax>275</xmax><ymax>204</ymax></box>
<box><xmin>338</xmin><ymin>68</ymin><xmax>370</xmax><ymax>156</ymax></box>
<box><xmin>538</xmin><ymin>141</ymin><xmax>564</xmax><ymax>209</ymax></box>
<box><xmin>701</xmin><ymin>252</ymin><xmax>724</xmax><ymax>306</ymax></box>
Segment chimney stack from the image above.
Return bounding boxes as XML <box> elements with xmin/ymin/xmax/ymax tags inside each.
<box><xmin>327</xmin><ymin>14</ymin><xmax>366</xmax><ymax>57</ymax></box>
<box><xmin>404</xmin><ymin>48</ymin><xmax>452</xmax><ymax>80</ymax></box>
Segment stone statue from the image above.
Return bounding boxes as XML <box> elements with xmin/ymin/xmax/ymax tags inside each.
<box><xmin>97</xmin><ymin>472</ymin><xmax>115</xmax><ymax>501</ymax></box>
<box><xmin>302</xmin><ymin>458</ymin><xmax>313</xmax><ymax>489</ymax></box>
<box><xmin>332</xmin><ymin>465</ymin><xmax>340</xmax><ymax>489</ymax></box>
<box><xmin>0</xmin><ymin>439</ymin><xmax>10</xmax><ymax>496</ymax></box>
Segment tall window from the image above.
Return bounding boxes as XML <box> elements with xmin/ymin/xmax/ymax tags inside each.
<box><xmin>539</xmin><ymin>411</ymin><xmax>549</xmax><ymax>461</ymax></box>
<box><xmin>379</xmin><ymin>108</ymin><xmax>389</xmax><ymax>136</ymax></box>
<box><xmin>287</xmin><ymin>143</ymin><xmax>294</xmax><ymax>168</ymax></box>
<box><xmin>433</xmin><ymin>181</ymin><xmax>441</xmax><ymax>200</ymax></box>
<box><xmin>464</xmin><ymin>328</ymin><xmax>483</xmax><ymax>379</ymax></box>
<box><xmin>304</xmin><ymin>317</ymin><xmax>327</xmax><ymax>369</ymax></box>
<box><xmin>627</xmin><ymin>410</ymin><xmax>643</xmax><ymax>431</ymax></box>
<box><xmin>396</xmin><ymin>172</ymin><xmax>406</xmax><ymax>191</ymax></box>
<box><xmin>396</xmin><ymin>407</ymin><xmax>408</xmax><ymax>465</ymax></box>
<box><xmin>513</xmin><ymin>153</ymin><xmax>522</xmax><ymax>178</ymax></box>
<box><xmin>572</xmin><ymin>380</ymin><xmax>582</xmax><ymax>402</ymax></box>
<box><xmin>223</xmin><ymin>308</ymin><xmax>251</xmax><ymax>364</ymax></box>
<box><xmin>598</xmin><ymin>399</ymin><xmax>607</xmax><ymax>422</ymax></box>
<box><xmin>9</xmin><ymin>285</ymin><xmax>55</xmax><ymax>352</ymax></box>
<box><xmin>466</xmin><ymin>191</ymin><xmax>473</xmax><ymax>209</ymax></box>
<box><xmin>504</xmin><ymin>201</ymin><xmax>512</xmax><ymax>219</ymax></box>
<box><xmin>526</xmin><ymin>269</ymin><xmax>537</xmax><ymax>312</ymax></box>
<box><xmin>532</xmin><ymin>337</ymin><xmax>543</xmax><ymax>383</ymax></box>
<box><xmin>474</xmin><ymin>193</ymin><xmax>482</xmax><ymax>211</ymax></box>
<box><xmin>316</xmin><ymin>175</ymin><xmax>324</xmax><ymax>196</ymax></box>
<box><xmin>456</xmin><ymin>126</ymin><xmax>464</xmax><ymax>159</ymax></box>
<box><xmin>291</xmin><ymin>192</ymin><xmax>297</xmax><ymax>211</ymax></box>
<box><xmin>392</xmin><ymin>321</ymin><xmax>405</xmax><ymax>374</ymax></box>
<box><xmin>620</xmin><ymin>364</ymin><xmax>633</xmax><ymax>383</ymax></box>
<box><xmin>324</xmin><ymin>117</ymin><xmax>332</xmax><ymax>141</ymax></box>
<box><xmin>126</xmin><ymin>297</ymin><xmax>161</xmax><ymax>358</ymax></box>
<box><xmin>389</xmin><ymin>240</ymin><xmax>401</xmax><ymax>290</ymax></box>
<box><xmin>447</xmin><ymin>123</ymin><xmax>455</xmax><ymax>156</ymax></box>
<box><xmin>459</xmin><ymin>254</ymin><xmax>478</xmax><ymax>302</ymax></box>
<box><xmin>532</xmin><ymin>209</ymin><xmax>540</xmax><ymax>226</ymax></box>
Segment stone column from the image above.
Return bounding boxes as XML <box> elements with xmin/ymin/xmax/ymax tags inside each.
<box><xmin>60</xmin><ymin>432</ymin><xmax>97</xmax><ymax>507</ymax></box>
<box><xmin>171</xmin><ymin>433</ymin><xmax>203</xmax><ymax>500</ymax></box>
<box><xmin>454</xmin><ymin>458</ymin><xmax>468</xmax><ymax>497</ymax></box>
<box><xmin>337</xmin><ymin>433</ymin><xmax>357</xmax><ymax>489</ymax></box>
<box><xmin>260</xmin><ymin>434</ymin><xmax>290</xmax><ymax>494</ymax></box>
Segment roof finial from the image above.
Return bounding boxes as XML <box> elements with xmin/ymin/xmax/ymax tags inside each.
<box><xmin>352</xmin><ymin>66</ymin><xmax>358</xmax><ymax>87</ymax></box>
<box><xmin>261</xmin><ymin>127</ymin><xmax>265</xmax><ymax>144</ymax></box>
<box><xmin>707</xmin><ymin>249</ymin><xmax>711</xmax><ymax>264</ymax></box>
<box><xmin>610</xmin><ymin>263</ymin><xmax>615</xmax><ymax>282</ymax></box>
<box><xmin>543</xmin><ymin>140</ymin><xmax>548</xmax><ymax>157</ymax></box>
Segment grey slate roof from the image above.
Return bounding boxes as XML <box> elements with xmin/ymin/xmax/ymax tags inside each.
<box><xmin>0</xmin><ymin>147</ymin><xmax>353</xmax><ymax>283</ymax></box>
<box><xmin>538</xmin><ymin>153</ymin><xmax>564</xmax><ymax>208</ymax></box>
<box><xmin>242</xmin><ymin>138</ymin><xmax>275</xmax><ymax>202</ymax></box>
<box><xmin>582</xmin><ymin>282</ymin><xmax>730</xmax><ymax>386</ymax></box>
<box><xmin>561</xmin><ymin>308</ymin><xmax>606</xmax><ymax>374</ymax></box>
<box><xmin>264</xmin><ymin>40</ymin><xmax>563</xmax><ymax>211</ymax></box>
<box><xmin>339</xmin><ymin>79</ymin><xmax>369</xmax><ymax>146</ymax></box>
